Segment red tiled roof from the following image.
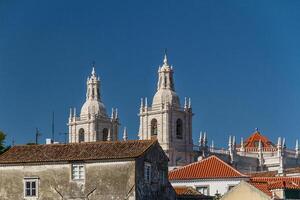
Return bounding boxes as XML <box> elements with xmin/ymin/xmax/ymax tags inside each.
<box><xmin>249</xmin><ymin>177</ymin><xmax>300</xmax><ymax>196</ymax></box>
<box><xmin>174</xmin><ymin>187</ymin><xmax>213</xmax><ymax>199</ymax></box>
<box><xmin>169</xmin><ymin>155</ymin><xmax>247</xmax><ymax>180</ymax></box>
<box><xmin>244</xmin><ymin>130</ymin><xmax>275</xmax><ymax>148</ymax></box>
<box><xmin>268</xmin><ymin>180</ymin><xmax>300</xmax><ymax>190</ymax></box>
<box><xmin>174</xmin><ymin>187</ymin><xmax>202</xmax><ymax>195</ymax></box>
<box><xmin>251</xmin><ymin>176</ymin><xmax>300</xmax><ymax>184</ymax></box>
<box><xmin>0</xmin><ymin>140</ymin><xmax>157</xmax><ymax>164</ymax></box>
<box><xmin>249</xmin><ymin>181</ymin><xmax>273</xmax><ymax>197</ymax></box>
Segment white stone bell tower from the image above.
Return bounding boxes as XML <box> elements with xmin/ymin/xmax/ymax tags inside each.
<box><xmin>68</xmin><ymin>66</ymin><xmax>119</xmax><ymax>143</ymax></box>
<box><xmin>138</xmin><ymin>53</ymin><xmax>194</xmax><ymax>167</ymax></box>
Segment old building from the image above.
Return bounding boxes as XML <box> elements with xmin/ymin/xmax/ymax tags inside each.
<box><xmin>0</xmin><ymin>140</ymin><xmax>175</xmax><ymax>200</ymax></box>
<box><xmin>221</xmin><ymin>177</ymin><xmax>300</xmax><ymax>200</ymax></box>
<box><xmin>138</xmin><ymin>53</ymin><xmax>194</xmax><ymax>167</ymax></box>
<box><xmin>198</xmin><ymin>129</ymin><xmax>300</xmax><ymax>173</ymax></box>
<box><xmin>169</xmin><ymin>155</ymin><xmax>249</xmax><ymax>196</ymax></box>
<box><xmin>68</xmin><ymin>66</ymin><xmax>119</xmax><ymax>143</ymax></box>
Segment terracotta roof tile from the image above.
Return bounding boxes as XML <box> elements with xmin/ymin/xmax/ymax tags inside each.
<box><xmin>169</xmin><ymin>155</ymin><xmax>247</xmax><ymax>180</ymax></box>
<box><xmin>244</xmin><ymin>130</ymin><xmax>275</xmax><ymax>148</ymax></box>
<box><xmin>249</xmin><ymin>177</ymin><xmax>300</xmax><ymax>197</ymax></box>
<box><xmin>0</xmin><ymin>140</ymin><xmax>157</xmax><ymax>164</ymax></box>
<box><xmin>251</xmin><ymin>176</ymin><xmax>300</xmax><ymax>184</ymax></box>
<box><xmin>174</xmin><ymin>187</ymin><xmax>213</xmax><ymax>199</ymax></box>
<box><xmin>174</xmin><ymin>187</ymin><xmax>202</xmax><ymax>195</ymax></box>
<box><xmin>249</xmin><ymin>181</ymin><xmax>273</xmax><ymax>197</ymax></box>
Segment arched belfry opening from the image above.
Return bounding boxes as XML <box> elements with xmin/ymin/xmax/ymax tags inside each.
<box><xmin>176</xmin><ymin>119</ymin><xmax>183</xmax><ymax>139</ymax></box>
<box><xmin>103</xmin><ymin>128</ymin><xmax>108</xmax><ymax>141</ymax></box>
<box><xmin>79</xmin><ymin>128</ymin><xmax>85</xmax><ymax>143</ymax></box>
<box><xmin>151</xmin><ymin>118</ymin><xmax>158</xmax><ymax>136</ymax></box>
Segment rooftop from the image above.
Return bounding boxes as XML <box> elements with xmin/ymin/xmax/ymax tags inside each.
<box><xmin>174</xmin><ymin>187</ymin><xmax>213</xmax><ymax>199</ymax></box>
<box><xmin>244</xmin><ymin>129</ymin><xmax>275</xmax><ymax>148</ymax></box>
<box><xmin>169</xmin><ymin>155</ymin><xmax>247</xmax><ymax>180</ymax></box>
<box><xmin>0</xmin><ymin>140</ymin><xmax>157</xmax><ymax>164</ymax></box>
<box><xmin>249</xmin><ymin>177</ymin><xmax>300</xmax><ymax>197</ymax></box>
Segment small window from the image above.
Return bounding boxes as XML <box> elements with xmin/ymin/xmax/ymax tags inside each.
<box><xmin>79</xmin><ymin>128</ymin><xmax>85</xmax><ymax>143</ymax></box>
<box><xmin>228</xmin><ymin>185</ymin><xmax>235</xmax><ymax>191</ymax></box>
<box><xmin>196</xmin><ymin>186</ymin><xmax>209</xmax><ymax>195</ymax></box>
<box><xmin>24</xmin><ymin>178</ymin><xmax>38</xmax><ymax>198</ymax></box>
<box><xmin>103</xmin><ymin>128</ymin><xmax>108</xmax><ymax>141</ymax></box>
<box><xmin>151</xmin><ymin>119</ymin><xmax>158</xmax><ymax>136</ymax></box>
<box><xmin>160</xmin><ymin>170</ymin><xmax>166</xmax><ymax>185</ymax></box>
<box><xmin>176</xmin><ymin>119</ymin><xmax>183</xmax><ymax>139</ymax></box>
<box><xmin>72</xmin><ymin>164</ymin><xmax>85</xmax><ymax>180</ymax></box>
<box><xmin>144</xmin><ymin>162</ymin><xmax>152</xmax><ymax>183</ymax></box>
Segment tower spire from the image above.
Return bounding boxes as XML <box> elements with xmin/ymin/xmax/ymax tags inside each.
<box><xmin>163</xmin><ymin>48</ymin><xmax>168</xmax><ymax>65</ymax></box>
<box><xmin>91</xmin><ymin>61</ymin><xmax>96</xmax><ymax>76</ymax></box>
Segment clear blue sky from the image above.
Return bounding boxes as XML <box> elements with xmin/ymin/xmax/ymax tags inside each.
<box><xmin>1</xmin><ymin>0</ymin><xmax>300</xmax><ymax>148</ymax></box>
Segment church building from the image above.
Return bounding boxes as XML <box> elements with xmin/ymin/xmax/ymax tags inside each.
<box><xmin>138</xmin><ymin>53</ymin><xmax>194</xmax><ymax>167</ymax></box>
<box><xmin>68</xmin><ymin>66</ymin><xmax>119</xmax><ymax>143</ymax></box>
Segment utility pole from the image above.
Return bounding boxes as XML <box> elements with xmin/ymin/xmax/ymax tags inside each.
<box><xmin>59</xmin><ymin>132</ymin><xmax>68</xmax><ymax>144</ymax></box>
<box><xmin>52</xmin><ymin>111</ymin><xmax>55</xmax><ymax>143</ymax></box>
<box><xmin>35</xmin><ymin>128</ymin><xmax>42</xmax><ymax>145</ymax></box>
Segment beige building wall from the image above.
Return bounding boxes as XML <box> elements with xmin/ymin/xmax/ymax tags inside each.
<box><xmin>221</xmin><ymin>181</ymin><xmax>271</xmax><ymax>200</ymax></box>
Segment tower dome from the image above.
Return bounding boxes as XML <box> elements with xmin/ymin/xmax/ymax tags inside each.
<box><xmin>80</xmin><ymin>99</ymin><xmax>107</xmax><ymax>116</ymax></box>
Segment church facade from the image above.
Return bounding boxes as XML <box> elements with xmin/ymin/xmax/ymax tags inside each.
<box><xmin>68</xmin><ymin>67</ymin><xmax>119</xmax><ymax>143</ymax></box>
<box><xmin>138</xmin><ymin>54</ymin><xmax>194</xmax><ymax>167</ymax></box>
<box><xmin>199</xmin><ymin>129</ymin><xmax>300</xmax><ymax>173</ymax></box>
<box><xmin>66</xmin><ymin>55</ymin><xmax>300</xmax><ymax>174</ymax></box>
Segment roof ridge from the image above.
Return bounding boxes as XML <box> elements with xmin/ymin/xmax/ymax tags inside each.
<box><xmin>0</xmin><ymin>139</ymin><xmax>158</xmax><ymax>164</ymax></box>
<box><xmin>169</xmin><ymin>155</ymin><xmax>216</xmax><ymax>173</ymax></box>
<box><xmin>211</xmin><ymin>155</ymin><xmax>247</xmax><ymax>177</ymax></box>
<box><xmin>169</xmin><ymin>155</ymin><xmax>247</xmax><ymax>179</ymax></box>
<box><xmin>12</xmin><ymin>139</ymin><xmax>154</xmax><ymax>148</ymax></box>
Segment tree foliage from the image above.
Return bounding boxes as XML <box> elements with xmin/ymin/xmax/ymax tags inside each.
<box><xmin>0</xmin><ymin>130</ymin><xmax>6</xmax><ymax>153</ymax></box>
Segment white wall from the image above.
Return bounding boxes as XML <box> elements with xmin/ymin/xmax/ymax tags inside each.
<box><xmin>171</xmin><ymin>178</ymin><xmax>248</xmax><ymax>196</ymax></box>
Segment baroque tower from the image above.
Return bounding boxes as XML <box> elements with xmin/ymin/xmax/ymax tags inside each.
<box><xmin>138</xmin><ymin>53</ymin><xmax>194</xmax><ymax>167</ymax></box>
<box><xmin>68</xmin><ymin>66</ymin><xmax>119</xmax><ymax>143</ymax></box>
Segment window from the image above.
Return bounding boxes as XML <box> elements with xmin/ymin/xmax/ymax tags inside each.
<box><xmin>103</xmin><ymin>128</ymin><xmax>108</xmax><ymax>141</ymax></box>
<box><xmin>72</xmin><ymin>164</ymin><xmax>85</xmax><ymax>180</ymax></box>
<box><xmin>79</xmin><ymin>128</ymin><xmax>85</xmax><ymax>143</ymax></box>
<box><xmin>228</xmin><ymin>185</ymin><xmax>235</xmax><ymax>191</ymax></box>
<box><xmin>151</xmin><ymin>119</ymin><xmax>158</xmax><ymax>136</ymax></box>
<box><xmin>196</xmin><ymin>186</ymin><xmax>209</xmax><ymax>195</ymax></box>
<box><xmin>144</xmin><ymin>162</ymin><xmax>151</xmax><ymax>183</ymax></box>
<box><xmin>160</xmin><ymin>170</ymin><xmax>166</xmax><ymax>185</ymax></box>
<box><xmin>24</xmin><ymin>178</ymin><xmax>38</xmax><ymax>198</ymax></box>
<box><xmin>176</xmin><ymin>119</ymin><xmax>183</xmax><ymax>139</ymax></box>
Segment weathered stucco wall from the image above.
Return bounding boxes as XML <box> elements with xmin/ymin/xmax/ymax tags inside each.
<box><xmin>0</xmin><ymin>160</ymin><xmax>136</xmax><ymax>200</ymax></box>
<box><xmin>221</xmin><ymin>181</ymin><xmax>270</xmax><ymax>200</ymax></box>
<box><xmin>135</xmin><ymin>142</ymin><xmax>176</xmax><ymax>200</ymax></box>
